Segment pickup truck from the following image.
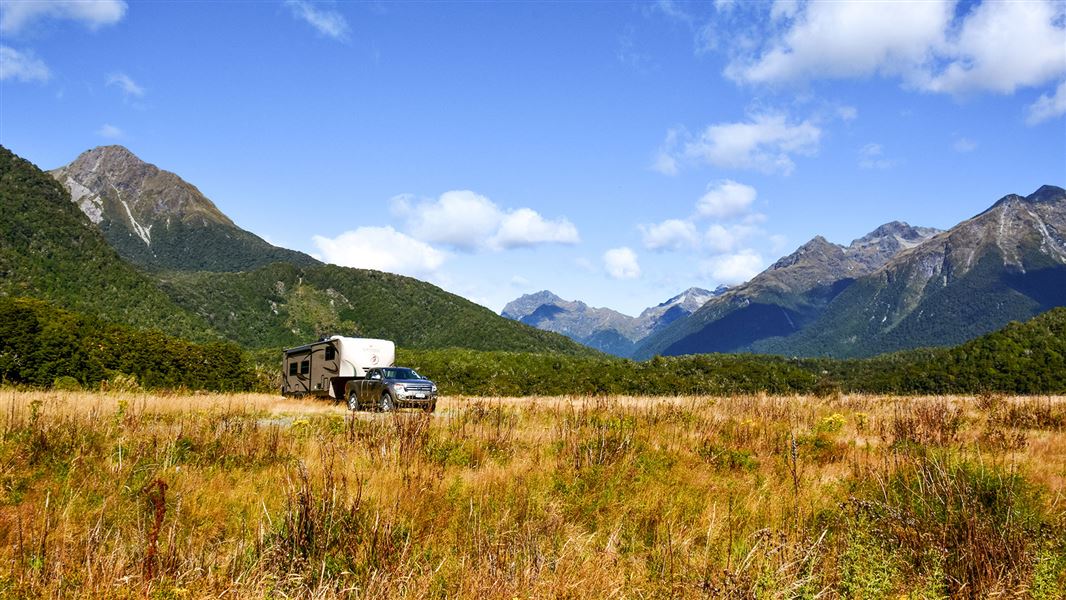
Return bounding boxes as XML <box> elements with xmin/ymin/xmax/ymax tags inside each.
<box><xmin>344</xmin><ymin>367</ymin><xmax>438</xmax><ymax>413</ymax></box>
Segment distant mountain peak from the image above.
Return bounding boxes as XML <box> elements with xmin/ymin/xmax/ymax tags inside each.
<box><xmin>1026</xmin><ymin>184</ymin><xmax>1064</xmax><ymax>204</ymax></box>
<box><xmin>501</xmin><ymin>286</ymin><xmax>720</xmax><ymax>356</ymax></box>
<box><xmin>655</xmin><ymin>287</ymin><xmax>714</xmax><ymax>309</ymax></box>
<box><xmin>500</xmin><ymin>290</ymin><xmax>565</xmax><ymax>320</ymax></box>
<box><xmin>50</xmin><ymin>146</ymin><xmax>317</xmax><ymax>272</ymax></box>
<box><xmin>848</xmin><ymin>221</ymin><xmax>942</xmax><ymax>255</ymax></box>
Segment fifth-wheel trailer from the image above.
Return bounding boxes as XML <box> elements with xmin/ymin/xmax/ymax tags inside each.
<box><xmin>281</xmin><ymin>336</ymin><xmax>395</xmax><ymax>400</ymax></box>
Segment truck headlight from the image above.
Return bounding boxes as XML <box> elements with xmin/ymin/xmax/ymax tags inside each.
<box><xmin>395</xmin><ymin>384</ymin><xmax>406</xmax><ymax>391</ymax></box>
<box><xmin>431</xmin><ymin>384</ymin><xmax>437</xmax><ymax>393</ymax></box>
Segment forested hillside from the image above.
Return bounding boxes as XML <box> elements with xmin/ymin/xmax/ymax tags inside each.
<box><xmin>159</xmin><ymin>264</ymin><xmax>598</xmax><ymax>354</ymax></box>
<box><xmin>0</xmin><ymin>146</ymin><xmax>215</xmax><ymax>340</ymax></box>
<box><xmin>1</xmin><ymin>146</ymin><xmax>595</xmax><ymax>356</ymax></box>
<box><xmin>0</xmin><ymin>297</ymin><xmax>255</xmax><ymax>390</ymax></box>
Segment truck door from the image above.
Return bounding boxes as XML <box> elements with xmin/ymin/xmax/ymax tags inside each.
<box><xmin>364</xmin><ymin>369</ymin><xmax>383</xmax><ymax>403</ymax></box>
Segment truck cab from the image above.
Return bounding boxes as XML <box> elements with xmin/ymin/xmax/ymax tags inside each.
<box><xmin>344</xmin><ymin>366</ymin><xmax>438</xmax><ymax>413</ymax></box>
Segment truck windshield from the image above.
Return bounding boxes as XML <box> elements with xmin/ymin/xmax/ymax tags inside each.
<box><xmin>382</xmin><ymin>368</ymin><xmax>422</xmax><ymax>380</ymax></box>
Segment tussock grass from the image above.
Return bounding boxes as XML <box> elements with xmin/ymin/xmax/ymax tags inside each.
<box><xmin>1</xmin><ymin>390</ymin><xmax>1064</xmax><ymax>598</ymax></box>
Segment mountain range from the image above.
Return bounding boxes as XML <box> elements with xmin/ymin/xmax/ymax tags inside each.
<box><xmin>501</xmin><ymin>287</ymin><xmax>724</xmax><ymax>356</ymax></box>
<box><xmin>4</xmin><ymin>143</ymin><xmax>1063</xmax><ymax>362</ymax></box>
<box><xmin>505</xmin><ymin>187</ymin><xmax>1066</xmax><ymax>359</ymax></box>
<box><xmin>0</xmin><ymin>145</ymin><xmax>593</xmax><ymax>355</ymax></box>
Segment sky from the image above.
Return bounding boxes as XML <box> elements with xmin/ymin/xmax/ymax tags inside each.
<box><xmin>1</xmin><ymin>0</ymin><xmax>1064</xmax><ymax>315</ymax></box>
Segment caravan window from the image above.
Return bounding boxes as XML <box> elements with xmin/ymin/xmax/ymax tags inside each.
<box><xmin>300</xmin><ymin>360</ymin><xmax>309</xmax><ymax>375</ymax></box>
<box><xmin>325</xmin><ymin>346</ymin><xmax>336</xmax><ymax>360</ymax></box>
<box><xmin>288</xmin><ymin>362</ymin><xmax>298</xmax><ymax>376</ymax></box>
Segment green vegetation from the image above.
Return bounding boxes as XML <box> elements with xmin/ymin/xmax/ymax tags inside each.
<box><xmin>5</xmin><ymin>291</ymin><xmax>1065</xmax><ymax>396</ymax></box>
<box><xmin>398</xmin><ymin>348</ymin><xmax>819</xmax><ymax>396</ymax></box>
<box><xmin>399</xmin><ymin>307</ymin><xmax>1066</xmax><ymax>396</ymax></box>
<box><xmin>0</xmin><ymin>146</ymin><xmax>214</xmax><ymax>341</ymax></box>
<box><xmin>0</xmin><ymin>297</ymin><xmax>255</xmax><ymax>391</ymax></box>
<box><xmin>756</xmin><ymin>250</ymin><xmax>1066</xmax><ymax>359</ymax></box>
<box><xmin>158</xmin><ymin>263</ymin><xmax>597</xmax><ymax>354</ymax></box>
<box><xmin>808</xmin><ymin>306</ymin><xmax>1066</xmax><ymax>394</ymax></box>
<box><xmin>1</xmin><ymin>145</ymin><xmax>595</xmax><ymax>356</ymax></box>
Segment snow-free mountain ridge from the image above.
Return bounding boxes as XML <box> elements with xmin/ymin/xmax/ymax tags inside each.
<box><xmin>51</xmin><ymin>145</ymin><xmax>318</xmax><ymax>272</ymax></box>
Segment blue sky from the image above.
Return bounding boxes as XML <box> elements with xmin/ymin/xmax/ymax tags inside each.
<box><xmin>2</xmin><ymin>0</ymin><xmax>1064</xmax><ymax>315</ymax></box>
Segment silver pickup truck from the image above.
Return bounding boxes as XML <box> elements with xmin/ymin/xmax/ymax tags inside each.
<box><xmin>344</xmin><ymin>367</ymin><xmax>438</xmax><ymax>412</ymax></box>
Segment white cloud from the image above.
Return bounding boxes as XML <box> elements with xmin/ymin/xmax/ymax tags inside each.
<box><xmin>640</xmin><ymin>219</ymin><xmax>699</xmax><ymax>251</ymax></box>
<box><xmin>640</xmin><ymin>181</ymin><xmax>766</xmax><ymax>258</ymax></box>
<box><xmin>921</xmin><ymin>1</ymin><xmax>1066</xmax><ymax>95</ymax></box>
<box><xmin>312</xmin><ymin>226</ymin><xmax>446</xmax><ymax>278</ymax></box>
<box><xmin>97</xmin><ymin>123</ymin><xmax>124</xmax><ymax>139</ymax></box>
<box><xmin>603</xmin><ymin>247</ymin><xmax>641</xmax><ymax>279</ymax></box>
<box><xmin>106</xmin><ymin>72</ymin><xmax>144</xmax><ymax>98</ymax></box>
<box><xmin>1</xmin><ymin>0</ymin><xmax>126</xmax><ymax>34</ymax></box>
<box><xmin>858</xmin><ymin>143</ymin><xmax>896</xmax><ymax>169</ymax></box>
<box><xmin>728</xmin><ymin>1</ymin><xmax>951</xmax><ymax>85</ymax></box>
<box><xmin>405</xmin><ymin>190</ymin><xmax>501</xmax><ymax>251</ymax></box>
<box><xmin>285</xmin><ymin>0</ymin><xmax>350</xmax><ymax>41</ymax></box>
<box><xmin>952</xmin><ymin>137</ymin><xmax>978</xmax><ymax>153</ymax></box>
<box><xmin>397</xmin><ymin>190</ymin><xmax>578</xmax><ymax>252</ymax></box>
<box><xmin>1026</xmin><ymin>80</ymin><xmax>1066</xmax><ymax>125</ymax></box>
<box><xmin>706</xmin><ymin>223</ymin><xmax>762</xmax><ymax>255</ymax></box>
<box><xmin>701</xmin><ymin>250</ymin><xmax>763</xmax><ymax>285</ymax></box>
<box><xmin>493</xmin><ymin>208</ymin><xmax>579</xmax><ymax>249</ymax></box>
<box><xmin>697</xmin><ymin>179</ymin><xmax>758</xmax><ymax>219</ymax></box>
<box><xmin>0</xmin><ymin>45</ymin><xmax>49</xmax><ymax>82</ymax></box>
<box><xmin>727</xmin><ymin>1</ymin><xmax>1066</xmax><ymax>98</ymax></box>
<box><xmin>678</xmin><ymin>113</ymin><xmax>821</xmax><ymax>175</ymax></box>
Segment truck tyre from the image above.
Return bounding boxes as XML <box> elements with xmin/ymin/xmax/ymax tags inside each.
<box><xmin>423</xmin><ymin>401</ymin><xmax>436</xmax><ymax>414</ymax></box>
<box><xmin>380</xmin><ymin>391</ymin><xmax>395</xmax><ymax>412</ymax></box>
<box><xmin>347</xmin><ymin>391</ymin><xmax>359</xmax><ymax>411</ymax></box>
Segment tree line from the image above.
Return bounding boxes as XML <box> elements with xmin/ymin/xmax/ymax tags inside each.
<box><xmin>1</xmin><ymin>295</ymin><xmax>1062</xmax><ymax>396</ymax></box>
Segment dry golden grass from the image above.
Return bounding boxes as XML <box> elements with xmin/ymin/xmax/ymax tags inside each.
<box><xmin>1</xmin><ymin>390</ymin><xmax>1065</xmax><ymax>598</ymax></box>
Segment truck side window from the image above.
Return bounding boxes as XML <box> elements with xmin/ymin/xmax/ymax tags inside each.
<box><xmin>300</xmin><ymin>360</ymin><xmax>309</xmax><ymax>375</ymax></box>
<box><xmin>288</xmin><ymin>362</ymin><xmax>297</xmax><ymax>376</ymax></box>
<box><xmin>325</xmin><ymin>346</ymin><xmax>336</xmax><ymax>360</ymax></box>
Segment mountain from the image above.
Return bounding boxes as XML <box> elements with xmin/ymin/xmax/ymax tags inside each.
<box><xmin>501</xmin><ymin>286</ymin><xmax>721</xmax><ymax>356</ymax></box>
<box><xmin>2</xmin><ymin>145</ymin><xmax>595</xmax><ymax>356</ymax></box>
<box><xmin>0</xmin><ymin>145</ymin><xmax>214</xmax><ymax>340</ymax></box>
<box><xmin>50</xmin><ymin>145</ymin><xmax>318</xmax><ymax>272</ymax></box>
<box><xmin>634</xmin><ymin>221</ymin><xmax>941</xmax><ymax>359</ymax></box>
<box><xmin>158</xmin><ymin>263</ymin><xmax>597</xmax><ymax>354</ymax></box>
<box><xmin>754</xmin><ymin>185</ymin><xmax>1066</xmax><ymax>357</ymax></box>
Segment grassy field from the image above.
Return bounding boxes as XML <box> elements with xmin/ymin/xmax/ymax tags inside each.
<box><xmin>1</xmin><ymin>391</ymin><xmax>1064</xmax><ymax>598</ymax></box>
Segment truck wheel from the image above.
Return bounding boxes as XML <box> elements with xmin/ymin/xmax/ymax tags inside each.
<box><xmin>379</xmin><ymin>391</ymin><xmax>395</xmax><ymax>412</ymax></box>
<box><xmin>347</xmin><ymin>391</ymin><xmax>359</xmax><ymax>411</ymax></box>
<box><xmin>423</xmin><ymin>401</ymin><xmax>436</xmax><ymax>414</ymax></box>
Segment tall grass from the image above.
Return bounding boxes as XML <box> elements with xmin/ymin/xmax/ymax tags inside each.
<box><xmin>0</xmin><ymin>390</ymin><xmax>1064</xmax><ymax>598</ymax></box>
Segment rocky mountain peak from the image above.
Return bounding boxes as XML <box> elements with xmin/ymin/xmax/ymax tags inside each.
<box><xmin>500</xmin><ymin>290</ymin><xmax>566</xmax><ymax>320</ymax></box>
<box><xmin>48</xmin><ymin>145</ymin><xmax>317</xmax><ymax>272</ymax></box>
<box><xmin>768</xmin><ymin>236</ymin><xmax>842</xmax><ymax>271</ymax></box>
<box><xmin>845</xmin><ymin>221</ymin><xmax>942</xmax><ymax>271</ymax></box>
<box><xmin>52</xmin><ymin>145</ymin><xmax>234</xmax><ymax>234</ymax></box>
<box><xmin>1026</xmin><ymin>185</ymin><xmax>1065</xmax><ymax>204</ymax></box>
<box><xmin>850</xmin><ymin>221</ymin><xmax>940</xmax><ymax>248</ymax></box>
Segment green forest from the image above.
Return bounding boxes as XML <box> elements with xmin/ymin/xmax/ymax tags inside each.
<box><xmin>3</xmin><ymin>295</ymin><xmax>1063</xmax><ymax>396</ymax></box>
<box><xmin>0</xmin><ymin>297</ymin><xmax>255</xmax><ymax>391</ymax></box>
